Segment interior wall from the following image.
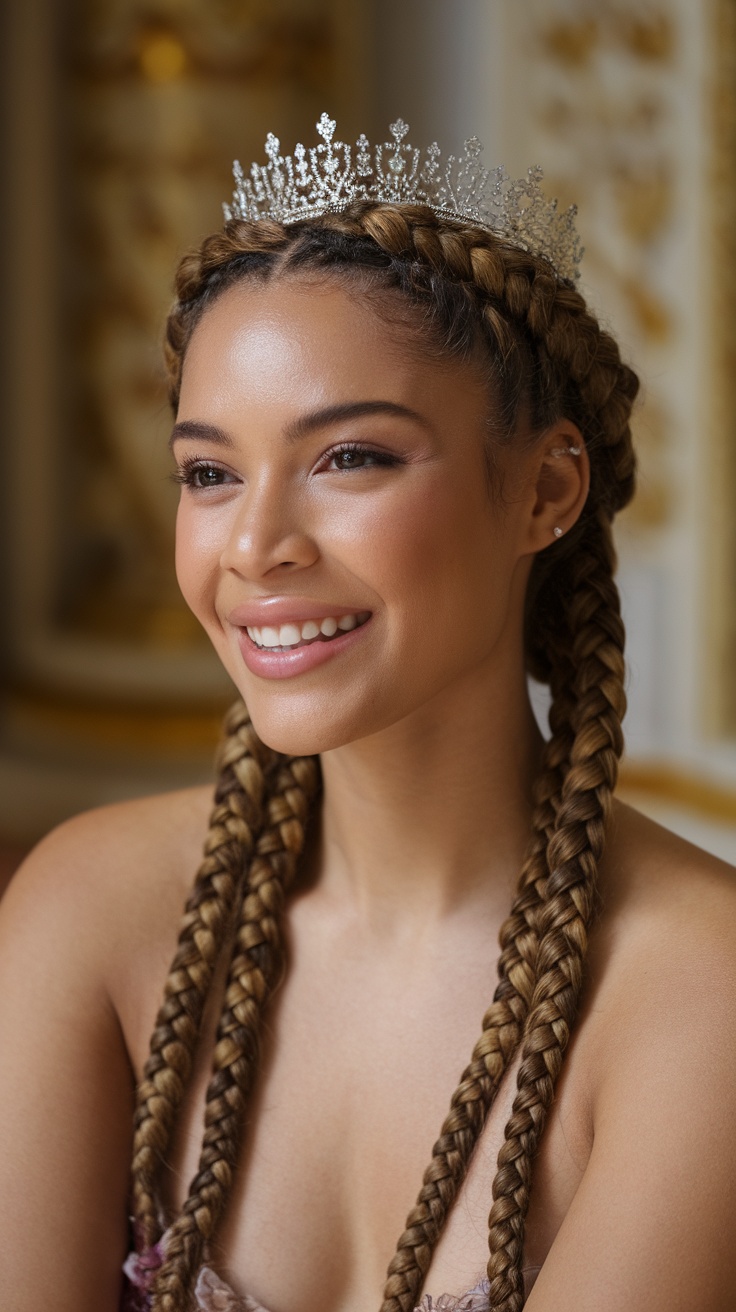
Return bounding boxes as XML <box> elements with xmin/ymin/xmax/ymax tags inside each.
<box><xmin>2</xmin><ymin>0</ymin><xmax>735</xmax><ymax>853</ymax></box>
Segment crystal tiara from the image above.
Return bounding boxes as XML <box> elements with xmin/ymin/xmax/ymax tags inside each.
<box><xmin>223</xmin><ymin>113</ymin><xmax>583</xmax><ymax>284</ymax></box>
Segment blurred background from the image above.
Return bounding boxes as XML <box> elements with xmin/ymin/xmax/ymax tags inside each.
<box><xmin>1</xmin><ymin>0</ymin><xmax>736</xmax><ymax>886</ymax></box>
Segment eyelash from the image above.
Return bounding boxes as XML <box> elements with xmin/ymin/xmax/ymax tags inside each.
<box><xmin>322</xmin><ymin>442</ymin><xmax>402</xmax><ymax>472</ymax></box>
<box><xmin>169</xmin><ymin>456</ymin><xmax>231</xmax><ymax>490</ymax></box>
<box><xmin>171</xmin><ymin>442</ymin><xmax>402</xmax><ymax>489</ymax></box>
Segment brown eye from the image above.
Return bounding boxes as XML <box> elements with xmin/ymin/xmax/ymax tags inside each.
<box><xmin>326</xmin><ymin>445</ymin><xmax>399</xmax><ymax>472</ymax></box>
<box><xmin>333</xmin><ymin>448</ymin><xmax>367</xmax><ymax>469</ymax></box>
<box><xmin>193</xmin><ymin>465</ymin><xmax>225</xmax><ymax>487</ymax></box>
<box><xmin>171</xmin><ymin>459</ymin><xmax>237</xmax><ymax>490</ymax></box>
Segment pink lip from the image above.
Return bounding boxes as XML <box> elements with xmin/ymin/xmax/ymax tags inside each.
<box><xmin>228</xmin><ymin>597</ymin><xmax>372</xmax><ymax>627</ymax></box>
<box><xmin>236</xmin><ymin>615</ymin><xmax>372</xmax><ymax>680</ymax></box>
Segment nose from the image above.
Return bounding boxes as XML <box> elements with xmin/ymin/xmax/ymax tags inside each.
<box><xmin>219</xmin><ymin>476</ymin><xmax>319</xmax><ymax>581</ymax></box>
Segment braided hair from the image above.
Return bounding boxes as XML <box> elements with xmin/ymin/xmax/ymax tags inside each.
<box><xmin>130</xmin><ymin>200</ymin><xmax>638</xmax><ymax>1312</ymax></box>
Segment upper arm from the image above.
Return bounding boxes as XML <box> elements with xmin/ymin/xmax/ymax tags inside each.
<box><xmin>0</xmin><ymin>815</ymin><xmax>137</xmax><ymax>1312</ymax></box>
<box><xmin>526</xmin><ymin>877</ymin><xmax>736</xmax><ymax>1311</ymax></box>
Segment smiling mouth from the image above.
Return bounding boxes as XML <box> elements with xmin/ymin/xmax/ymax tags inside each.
<box><xmin>245</xmin><ymin>611</ymin><xmax>372</xmax><ymax>652</ymax></box>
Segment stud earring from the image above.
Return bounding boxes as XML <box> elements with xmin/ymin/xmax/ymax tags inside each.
<box><xmin>553</xmin><ymin>526</ymin><xmax>563</xmax><ymax>538</ymax></box>
<box><xmin>550</xmin><ymin>445</ymin><xmax>582</xmax><ymax>457</ymax></box>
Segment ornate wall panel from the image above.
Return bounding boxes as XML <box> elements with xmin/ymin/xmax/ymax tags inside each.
<box><xmin>1</xmin><ymin>0</ymin><xmax>369</xmax><ymax>838</ymax></box>
<box><xmin>708</xmin><ymin>0</ymin><xmax>736</xmax><ymax>734</ymax></box>
<box><xmin>498</xmin><ymin>0</ymin><xmax>736</xmax><ymax>780</ymax></box>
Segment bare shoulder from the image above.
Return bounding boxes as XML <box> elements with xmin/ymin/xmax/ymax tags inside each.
<box><xmin>586</xmin><ymin>800</ymin><xmax>736</xmax><ymax>1052</ymax></box>
<box><xmin>601</xmin><ymin>798</ymin><xmax>736</xmax><ymax>965</ymax></box>
<box><xmin>5</xmin><ymin>783</ymin><xmax>213</xmax><ymax>931</ymax></box>
<box><xmin>0</xmin><ymin>788</ymin><xmax>213</xmax><ymax>1310</ymax></box>
<box><xmin>1</xmin><ymin>785</ymin><xmax>214</xmax><ymax>1067</ymax></box>
<box><xmin>525</xmin><ymin>803</ymin><xmax>736</xmax><ymax>1309</ymax></box>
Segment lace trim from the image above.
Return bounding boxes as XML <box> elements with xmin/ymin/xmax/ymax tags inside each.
<box><xmin>122</xmin><ymin>1237</ymin><xmax>538</xmax><ymax>1312</ymax></box>
<box><xmin>414</xmin><ymin>1280</ymin><xmax>491</xmax><ymax>1311</ymax></box>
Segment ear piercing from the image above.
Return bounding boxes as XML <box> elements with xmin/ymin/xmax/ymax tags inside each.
<box><xmin>550</xmin><ymin>445</ymin><xmax>579</xmax><ymax>539</ymax></box>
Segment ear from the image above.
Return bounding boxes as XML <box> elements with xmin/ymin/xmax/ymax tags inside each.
<box><xmin>520</xmin><ymin>420</ymin><xmax>589</xmax><ymax>555</ymax></box>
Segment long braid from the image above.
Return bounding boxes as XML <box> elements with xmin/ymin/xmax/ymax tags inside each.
<box><xmin>151</xmin><ymin>754</ymin><xmax>321</xmax><ymax>1311</ymax></box>
<box><xmin>486</xmin><ymin>516</ymin><xmax>627</xmax><ymax>1311</ymax></box>
<box><xmin>134</xmin><ymin>199</ymin><xmax>638</xmax><ymax>1311</ymax></box>
<box><xmin>131</xmin><ymin>702</ymin><xmax>274</xmax><ymax>1248</ymax></box>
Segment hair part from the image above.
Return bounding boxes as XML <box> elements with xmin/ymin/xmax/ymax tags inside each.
<box><xmin>132</xmin><ymin>199</ymin><xmax>639</xmax><ymax>1312</ymax></box>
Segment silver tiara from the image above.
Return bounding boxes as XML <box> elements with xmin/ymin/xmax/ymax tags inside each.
<box><xmin>223</xmin><ymin>113</ymin><xmax>583</xmax><ymax>284</ymax></box>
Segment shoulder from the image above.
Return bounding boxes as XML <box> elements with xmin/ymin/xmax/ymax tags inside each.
<box><xmin>5</xmin><ymin>783</ymin><xmax>213</xmax><ymax>913</ymax></box>
<box><xmin>526</xmin><ymin>805</ymin><xmax>736</xmax><ymax>1308</ymax></box>
<box><xmin>0</xmin><ymin>789</ymin><xmax>212</xmax><ymax>1309</ymax></box>
<box><xmin>586</xmin><ymin>798</ymin><xmax>736</xmax><ymax>1101</ymax></box>
<box><xmin>599</xmin><ymin>799</ymin><xmax>736</xmax><ymax>983</ymax></box>
<box><xmin>0</xmin><ymin>785</ymin><xmax>214</xmax><ymax>1029</ymax></box>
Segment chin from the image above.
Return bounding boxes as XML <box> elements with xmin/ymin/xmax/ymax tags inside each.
<box><xmin>243</xmin><ymin>699</ymin><xmax>367</xmax><ymax>758</ymax></box>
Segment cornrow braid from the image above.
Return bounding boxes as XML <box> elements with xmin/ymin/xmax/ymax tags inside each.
<box><xmin>133</xmin><ymin>197</ymin><xmax>638</xmax><ymax>1311</ymax></box>
<box><xmin>131</xmin><ymin>702</ymin><xmax>274</xmax><ymax>1248</ymax></box>
<box><xmin>151</xmin><ymin>754</ymin><xmax>321</xmax><ymax>1311</ymax></box>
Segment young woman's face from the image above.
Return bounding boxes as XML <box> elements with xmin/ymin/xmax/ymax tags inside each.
<box><xmin>173</xmin><ymin>277</ymin><xmax>535</xmax><ymax>755</ymax></box>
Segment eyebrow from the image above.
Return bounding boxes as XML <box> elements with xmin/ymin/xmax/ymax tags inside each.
<box><xmin>283</xmin><ymin>400</ymin><xmax>432</xmax><ymax>442</ymax></box>
<box><xmin>169</xmin><ymin>419</ymin><xmax>235</xmax><ymax>450</ymax></box>
<box><xmin>169</xmin><ymin>400</ymin><xmax>432</xmax><ymax>450</ymax></box>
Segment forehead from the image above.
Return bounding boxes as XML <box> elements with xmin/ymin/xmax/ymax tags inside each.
<box><xmin>178</xmin><ymin>276</ymin><xmax>486</xmax><ymax>424</ymax></box>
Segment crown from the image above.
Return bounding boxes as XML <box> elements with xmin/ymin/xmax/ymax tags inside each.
<box><xmin>223</xmin><ymin>113</ymin><xmax>583</xmax><ymax>283</ymax></box>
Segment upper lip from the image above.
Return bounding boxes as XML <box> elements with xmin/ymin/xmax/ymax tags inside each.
<box><xmin>228</xmin><ymin>597</ymin><xmax>372</xmax><ymax>627</ymax></box>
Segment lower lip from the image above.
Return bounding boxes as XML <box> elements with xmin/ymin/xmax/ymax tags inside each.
<box><xmin>236</xmin><ymin>618</ymin><xmax>372</xmax><ymax>680</ymax></box>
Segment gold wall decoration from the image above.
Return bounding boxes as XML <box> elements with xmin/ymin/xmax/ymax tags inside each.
<box><xmin>707</xmin><ymin>0</ymin><xmax>736</xmax><ymax>734</ymax></box>
<box><xmin>506</xmin><ymin>1</ymin><xmax>681</xmax><ymax>535</ymax></box>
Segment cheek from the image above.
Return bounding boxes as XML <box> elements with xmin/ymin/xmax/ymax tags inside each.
<box><xmin>174</xmin><ymin>496</ymin><xmax>226</xmax><ymax>625</ymax></box>
<box><xmin>332</xmin><ymin>471</ymin><xmax>499</xmax><ymax>603</ymax></box>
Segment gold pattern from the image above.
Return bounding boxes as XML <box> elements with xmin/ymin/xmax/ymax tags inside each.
<box><xmin>621</xmin><ymin>396</ymin><xmax>673</xmax><ymax>530</ymax></box>
<box><xmin>528</xmin><ymin>0</ymin><xmax>678</xmax><ymax>529</ymax></box>
<box><xmin>619</xmin><ymin>275</ymin><xmax>674</xmax><ymax>343</ymax></box>
<box><xmin>138</xmin><ymin>30</ymin><xmax>188</xmax><ymax>84</ymax></box>
<box><xmin>706</xmin><ymin>0</ymin><xmax>736</xmax><ymax>734</ymax></box>
<box><xmin>612</xmin><ymin>162</ymin><xmax>673</xmax><ymax>245</ymax></box>
<box><xmin>541</xmin><ymin>19</ymin><xmax>598</xmax><ymax>67</ymax></box>
<box><xmin>614</xmin><ymin>12</ymin><xmax>675</xmax><ymax>61</ymax></box>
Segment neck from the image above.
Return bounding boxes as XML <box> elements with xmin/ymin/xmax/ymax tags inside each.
<box><xmin>314</xmin><ymin>646</ymin><xmax>544</xmax><ymax>935</ymax></box>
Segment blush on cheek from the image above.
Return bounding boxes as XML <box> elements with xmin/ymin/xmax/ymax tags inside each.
<box><xmin>329</xmin><ymin>475</ymin><xmax>496</xmax><ymax>612</ymax></box>
<box><xmin>174</xmin><ymin>499</ymin><xmax>222</xmax><ymax>633</ymax></box>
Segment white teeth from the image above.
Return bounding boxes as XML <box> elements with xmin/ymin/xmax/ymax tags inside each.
<box><xmin>279</xmin><ymin>623</ymin><xmax>301</xmax><ymax>646</ymax></box>
<box><xmin>246</xmin><ymin>612</ymin><xmax>369</xmax><ymax>649</ymax></box>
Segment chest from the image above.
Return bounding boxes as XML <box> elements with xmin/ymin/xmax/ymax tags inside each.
<box><xmin>150</xmin><ymin>926</ymin><xmax>594</xmax><ymax>1312</ymax></box>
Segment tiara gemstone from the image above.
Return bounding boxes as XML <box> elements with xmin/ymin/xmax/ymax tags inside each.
<box><xmin>223</xmin><ymin>114</ymin><xmax>583</xmax><ymax>283</ymax></box>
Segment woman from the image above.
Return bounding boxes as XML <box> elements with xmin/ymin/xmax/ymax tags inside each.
<box><xmin>1</xmin><ymin>118</ymin><xmax>735</xmax><ymax>1312</ymax></box>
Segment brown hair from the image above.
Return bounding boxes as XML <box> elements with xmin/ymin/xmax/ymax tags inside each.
<box><xmin>130</xmin><ymin>201</ymin><xmax>638</xmax><ymax>1312</ymax></box>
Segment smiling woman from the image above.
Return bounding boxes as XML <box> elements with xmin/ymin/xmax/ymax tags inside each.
<box><xmin>1</xmin><ymin>120</ymin><xmax>736</xmax><ymax>1312</ymax></box>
